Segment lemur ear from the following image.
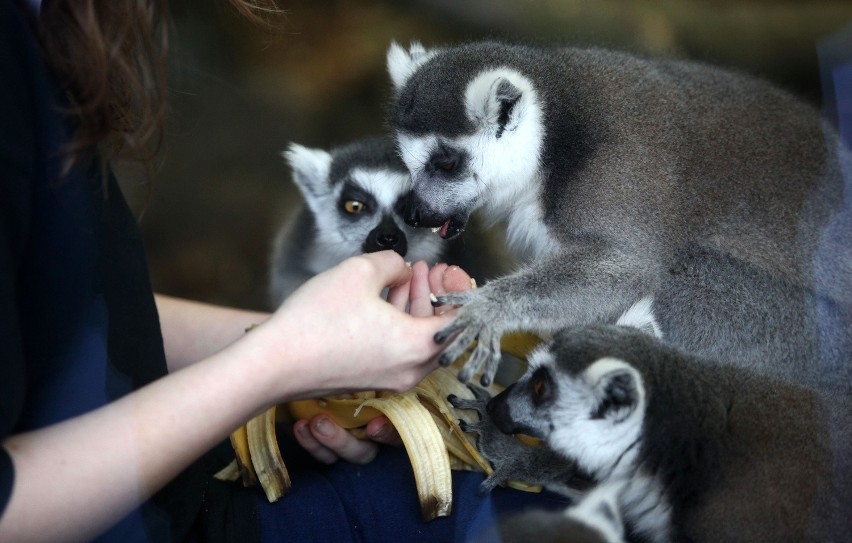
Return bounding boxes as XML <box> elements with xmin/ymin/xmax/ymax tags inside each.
<box><xmin>587</xmin><ymin>359</ymin><xmax>642</xmax><ymax>423</ymax></box>
<box><xmin>465</xmin><ymin>69</ymin><xmax>529</xmax><ymax>139</ymax></box>
<box><xmin>386</xmin><ymin>41</ymin><xmax>435</xmax><ymax>91</ymax></box>
<box><xmin>616</xmin><ymin>297</ymin><xmax>663</xmax><ymax>338</ymax></box>
<box><xmin>283</xmin><ymin>143</ymin><xmax>333</xmax><ymax>199</ymax></box>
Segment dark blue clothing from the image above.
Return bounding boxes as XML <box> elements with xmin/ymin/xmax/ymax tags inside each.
<box><xmin>0</xmin><ymin>3</ymin><xmax>214</xmax><ymax>541</ymax></box>
<box><xmin>255</xmin><ymin>434</ymin><xmax>570</xmax><ymax>543</ymax></box>
<box><xmin>0</xmin><ymin>2</ymin><xmax>568</xmax><ymax>541</ymax></box>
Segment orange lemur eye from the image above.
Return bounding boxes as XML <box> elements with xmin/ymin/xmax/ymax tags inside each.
<box><xmin>533</xmin><ymin>375</ymin><xmax>544</xmax><ymax>397</ymax></box>
<box><xmin>344</xmin><ymin>200</ymin><xmax>366</xmax><ymax>214</ymax></box>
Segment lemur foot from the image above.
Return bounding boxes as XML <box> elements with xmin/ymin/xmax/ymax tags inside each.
<box><xmin>450</xmin><ymin>385</ymin><xmax>548</xmax><ymax>494</ymax></box>
<box><xmin>434</xmin><ymin>290</ymin><xmax>505</xmax><ymax>387</ymax></box>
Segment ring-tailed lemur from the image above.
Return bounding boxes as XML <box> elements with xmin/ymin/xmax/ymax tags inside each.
<box><xmin>461</xmin><ymin>323</ymin><xmax>852</xmax><ymax>543</ymax></box>
<box><xmin>385</xmin><ymin>41</ymin><xmax>851</xmax><ymax>388</ymax></box>
<box><xmin>269</xmin><ymin>136</ymin><xmax>513</xmax><ymax>306</ymax></box>
<box><xmin>268</xmin><ymin>137</ymin><xmax>445</xmax><ymax>305</ymax></box>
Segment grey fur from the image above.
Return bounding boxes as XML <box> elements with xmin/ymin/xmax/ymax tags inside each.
<box><xmin>387</xmin><ymin>41</ymin><xmax>851</xmax><ymax>389</ymax></box>
<box><xmin>481</xmin><ymin>325</ymin><xmax>852</xmax><ymax>543</ymax></box>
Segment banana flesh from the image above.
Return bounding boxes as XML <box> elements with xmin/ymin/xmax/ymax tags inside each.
<box><xmin>216</xmin><ymin>332</ymin><xmax>543</xmax><ymax>519</ymax></box>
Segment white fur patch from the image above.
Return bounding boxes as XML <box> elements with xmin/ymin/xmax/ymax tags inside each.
<box><xmin>396</xmin><ymin>133</ymin><xmax>436</xmax><ymax>180</ymax></box>
<box><xmin>386</xmin><ymin>41</ymin><xmax>437</xmax><ymax>91</ymax></box>
<box><xmin>615</xmin><ymin>297</ymin><xmax>663</xmax><ymax>338</ymax></box>
<box><xmin>462</xmin><ymin>69</ymin><xmax>554</xmax><ymax>259</ymax></box>
<box><xmin>564</xmin><ymin>479</ymin><xmax>628</xmax><ymax>543</ymax></box>
<box><xmin>396</xmin><ymin>133</ymin><xmax>483</xmax><ymax>217</ymax></box>
<box><xmin>283</xmin><ymin>144</ymin><xmax>332</xmax><ymax>198</ymax></box>
<box><xmin>619</xmin><ymin>474</ymin><xmax>672</xmax><ymax>543</ymax></box>
<box><xmin>524</xmin><ymin>344</ymin><xmax>554</xmax><ymax>370</ymax></box>
<box><xmin>349</xmin><ymin>167</ymin><xmax>409</xmax><ymax>210</ymax></box>
<box><xmin>548</xmin><ymin>357</ymin><xmax>646</xmax><ymax>479</ymax></box>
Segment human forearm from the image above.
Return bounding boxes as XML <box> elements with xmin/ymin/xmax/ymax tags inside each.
<box><xmin>155</xmin><ymin>294</ymin><xmax>270</xmax><ymax>372</ymax></box>
<box><xmin>0</xmin><ymin>338</ymin><xmax>279</xmax><ymax>543</ymax></box>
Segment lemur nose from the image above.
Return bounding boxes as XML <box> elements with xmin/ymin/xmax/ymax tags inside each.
<box><xmin>364</xmin><ymin>215</ymin><xmax>408</xmax><ymax>257</ymax></box>
<box><xmin>377</xmin><ymin>232</ymin><xmax>400</xmax><ymax>248</ymax></box>
<box><xmin>427</xmin><ymin>153</ymin><xmax>458</xmax><ymax>174</ymax></box>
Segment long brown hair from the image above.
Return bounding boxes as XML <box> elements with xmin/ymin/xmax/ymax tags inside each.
<box><xmin>37</xmin><ymin>0</ymin><xmax>280</xmax><ymax>179</ymax></box>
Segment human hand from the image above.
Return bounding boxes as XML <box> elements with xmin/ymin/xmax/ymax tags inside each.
<box><xmin>292</xmin><ymin>259</ymin><xmax>473</xmax><ymax>464</ymax></box>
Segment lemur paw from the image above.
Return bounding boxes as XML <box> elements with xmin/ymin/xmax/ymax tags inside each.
<box><xmin>434</xmin><ymin>294</ymin><xmax>504</xmax><ymax>386</ymax></box>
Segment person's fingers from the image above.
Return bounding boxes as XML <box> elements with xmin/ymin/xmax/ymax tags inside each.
<box><xmin>408</xmin><ymin>261</ymin><xmax>434</xmax><ymax>317</ymax></box>
<box><xmin>308</xmin><ymin>415</ymin><xmax>380</xmax><ymax>465</ymax></box>
<box><xmin>443</xmin><ymin>265</ymin><xmax>473</xmax><ymax>293</ymax></box>
<box><xmin>427</xmin><ymin>262</ymin><xmax>449</xmax><ymax>297</ymax></box>
<box><xmin>364</xmin><ymin>415</ymin><xmax>403</xmax><ymax>446</ymax></box>
<box><xmin>386</xmin><ymin>272</ymin><xmax>411</xmax><ymax>311</ymax></box>
<box><xmin>357</xmin><ymin>250</ymin><xmax>412</xmax><ymax>292</ymax></box>
<box><xmin>293</xmin><ymin>419</ymin><xmax>339</xmax><ymax>465</ymax></box>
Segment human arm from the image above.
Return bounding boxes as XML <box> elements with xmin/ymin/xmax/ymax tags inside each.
<box><xmin>155</xmin><ymin>294</ymin><xmax>270</xmax><ymax>373</ymax></box>
<box><xmin>0</xmin><ymin>251</ymin><xmax>452</xmax><ymax>543</ymax></box>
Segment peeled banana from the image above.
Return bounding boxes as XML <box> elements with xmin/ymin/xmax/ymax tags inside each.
<box><xmin>216</xmin><ymin>331</ymin><xmax>542</xmax><ymax>520</ymax></box>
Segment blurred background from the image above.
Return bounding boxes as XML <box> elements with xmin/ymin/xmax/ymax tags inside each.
<box><xmin>119</xmin><ymin>0</ymin><xmax>852</xmax><ymax>311</ymax></box>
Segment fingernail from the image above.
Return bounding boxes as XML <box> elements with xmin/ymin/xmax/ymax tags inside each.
<box><xmin>369</xmin><ymin>423</ymin><xmax>389</xmax><ymax>440</ymax></box>
<box><xmin>313</xmin><ymin>417</ymin><xmax>335</xmax><ymax>438</ymax></box>
<box><xmin>296</xmin><ymin>423</ymin><xmax>310</xmax><ymax>438</ymax></box>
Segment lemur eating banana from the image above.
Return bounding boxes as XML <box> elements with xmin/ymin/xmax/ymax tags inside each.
<box><xmin>458</xmin><ymin>323</ymin><xmax>852</xmax><ymax>543</ymax></box>
<box><xmin>385</xmin><ymin>41</ymin><xmax>851</xmax><ymax>388</ymax></box>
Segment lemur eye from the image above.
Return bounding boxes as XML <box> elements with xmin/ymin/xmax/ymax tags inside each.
<box><xmin>344</xmin><ymin>200</ymin><xmax>366</xmax><ymax>214</ymax></box>
<box><xmin>533</xmin><ymin>375</ymin><xmax>544</xmax><ymax>397</ymax></box>
<box><xmin>436</xmin><ymin>157</ymin><xmax>457</xmax><ymax>172</ymax></box>
<box><xmin>530</xmin><ymin>368</ymin><xmax>552</xmax><ymax>406</ymax></box>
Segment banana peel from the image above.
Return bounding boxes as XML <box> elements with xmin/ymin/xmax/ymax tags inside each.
<box><xmin>215</xmin><ymin>331</ymin><xmax>543</xmax><ymax>520</ymax></box>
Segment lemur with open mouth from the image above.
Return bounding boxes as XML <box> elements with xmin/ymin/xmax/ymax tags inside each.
<box><xmin>385</xmin><ymin>41</ymin><xmax>851</xmax><ymax>390</ymax></box>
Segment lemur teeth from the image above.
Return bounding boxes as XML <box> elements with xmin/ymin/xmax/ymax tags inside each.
<box><xmin>431</xmin><ymin>227</ymin><xmax>441</xmax><ymax>233</ymax></box>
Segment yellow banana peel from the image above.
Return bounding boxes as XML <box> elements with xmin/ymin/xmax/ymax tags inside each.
<box><xmin>216</xmin><ymin>332</ymin><xmax>543</xmax><ymax>520</ymax></box>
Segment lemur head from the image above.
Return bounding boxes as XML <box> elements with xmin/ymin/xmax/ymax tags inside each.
<box><xmin>487</xmin><ymin>326</ymin><xmax>648</xmax><ymax>479</ymax></box>
<box><xmin>386</xmin><ymin>41</ymin><xmax>545</xmax><ymax>239</ymax></box>
<box><xmin>284</xmin><ymin>137</ymin><xmax>444</xmax><ymax>263</ymax></box>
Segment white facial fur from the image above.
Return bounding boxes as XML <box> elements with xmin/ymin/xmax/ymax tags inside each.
<box><xmin>310</xmin><ymin>166</ymin><xmax>409</xmax><ymax>250</ymax></box>
<box><xmin>544</xmin><ymin>357</ymin><xmax>646</xmax><ymax>479</ymax></box>
<box><xmin>396</xmin><ymin>133</ymin><xmax>483</xmax><ymax>215</ymax></box>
